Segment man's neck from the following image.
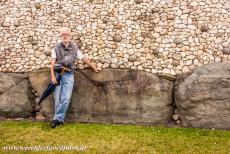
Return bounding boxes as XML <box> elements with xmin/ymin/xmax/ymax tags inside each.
<box><xmin>62</xmin><ymin>41</ymin><xmax>70</xmax><ymax>48</ymax></box>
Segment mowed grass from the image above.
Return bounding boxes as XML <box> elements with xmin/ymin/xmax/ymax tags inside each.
<box><xmin>0</xmin><ymin>120</ymin><xmax>230</xmax><ymax>154</ymax></box>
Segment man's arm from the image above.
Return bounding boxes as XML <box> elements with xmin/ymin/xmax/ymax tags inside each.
<box><xmin>50</xmin><ymin>48</ymin><xmax>58</xmax><ymax>84</ymax></box>
<box><xmin>51</xmin><ymin>59</ymin><xmax>58</xmax><ymax>84</ymax></box>
<box><xmin>82</xmin><ymin>57</ymin><xmax>100</xmax><ymax>73</ymax></box>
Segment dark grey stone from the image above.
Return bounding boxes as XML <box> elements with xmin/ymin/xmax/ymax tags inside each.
<box><xmin>113</xmin><ymin>34</ymin><xmax>122</xmax><ymax>42</ymax></box>
<box><xmin>134</xmin><ymin>0</ymin><xmax>143</xmax><ymax>4</ymax></box>
<box><xmin>128</xmin><ymin>55</ymin><xmax>137</xmax><ymax>62</ymax></box>
<box><xmin>173</xmin><ymin>38</ymin><xmax>182</xmax><ymax>45</ymax></box>
<box><xmin>175</xmin><ymin>62</ymin><xmax>230</xmax><ymax>130</ymax></box>
<box><xmin>222</xmin><ymin>48</ymin><xmax>230</xmax><ymax>54</ymax></box>
<box><xmin>200</xmin><ymin>25</ymin><xmax>208</xmax><ymax>32</ymax></box>
<box><xmin>0</xmin><ymin>73</ymin><xmax>33</xmax><ymax>117</ymax></box>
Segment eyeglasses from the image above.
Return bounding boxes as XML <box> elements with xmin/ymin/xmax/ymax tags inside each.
<box><xmin>61</xmin><ymin>33</ymin><xmax>70</xmax><ymax>36</ymax></box>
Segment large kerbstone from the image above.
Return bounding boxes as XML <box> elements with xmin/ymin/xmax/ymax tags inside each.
<box><xmin>0</xmin><ymin>72</ymin><xmax>27</xmax><ymax>95</ymax></box>
<box><xmin>29</xmin><ymin>69</ymin><xmax>173</xmax><ymax>125</ymax></box>
<box><xmin>0</xmin><ymin>73</ymin><xmax>32</xmax><ymax>117</ymax></box>
<box><xmin>175</xmin><ymin>62</ymin><xmax>230</xmax><ymax>129</ymax></box>
<box><xmin>28</xmin><ymin>70</ymin><xmax>54</xmax><ymax>119</ymax></box>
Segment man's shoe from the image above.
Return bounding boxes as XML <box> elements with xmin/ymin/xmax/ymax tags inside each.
<box><xmin>50</xmin><ymin>119</ymin><xmax>63</xmax><ymax>128</ymax></box>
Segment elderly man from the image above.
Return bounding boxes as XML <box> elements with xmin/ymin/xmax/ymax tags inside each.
<box><xmin>50</xmin><ymin>27</ymin><xmax>100</xmax><ymax>128</ymax></box>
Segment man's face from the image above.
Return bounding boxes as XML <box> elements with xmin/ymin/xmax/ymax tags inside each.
<box><xmin>60</xmin><ymin>30</ymin><xmax>70</xmax><ymax>43</ymax></box>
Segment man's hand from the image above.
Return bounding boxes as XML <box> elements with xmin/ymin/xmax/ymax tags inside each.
<box><xmin>83</xmin><ymin>58</ymin><xmax>101</xmax><ymax>73</ymax></box>
<box><xmin>93</xmin><ymin>63</ymin><xmax>101</xmax><ymax>73</ymax></box>
<box><xmin>51</xmin><ymin>76</ymin><xmax>58</xmax><ymax>84</ymax></box>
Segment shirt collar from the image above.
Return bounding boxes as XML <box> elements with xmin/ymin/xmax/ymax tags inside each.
<box><xmin>61</xmin><ymin>41</ymin><xmax>72</xmax><ymax>49</ymax></box>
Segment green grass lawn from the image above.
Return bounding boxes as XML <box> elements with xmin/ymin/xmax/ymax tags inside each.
<box><xmin>0</xmin><ymin>120</ymin><xmax>230</xmax><ymax>154</ymax></box>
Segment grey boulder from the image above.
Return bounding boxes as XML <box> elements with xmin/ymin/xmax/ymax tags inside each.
<box><xmin>175</xmin><ymin>62</ymin><xmax>230</xmax><ymax>129</ymax></box>
<box><xmin>0</xmin><ymin>73</ymin><xmax>32</xmax><ymax>117</ymax></box>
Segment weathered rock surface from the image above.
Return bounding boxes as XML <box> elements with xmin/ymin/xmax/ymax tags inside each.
<box><xmin>0</xmin><ymin>73</ymin><xmax>32</xmax><ymax>117</ymax></box>
<box><xmin>0</xmin><ymin>73</ymin><xmax>27</xmax><ymax>94</ymax></box>
<box><xmin>175</xmin><ymin>62</ymin><xmax>230</xmax><ymax>129</ymax></box>
<box><xmin>1</xmin><ymin>62</ymin><xmax>230</xmax><ymax>130</ymax></box>
<box><xmin>28</xmin><ymin>70</ymin><xmax>54</xmax><ymax>120</ymax></box>
<box><xmin>28</xmin><ymin>69</ymin><xmax>174</xmax><ymax>125</ymax></box>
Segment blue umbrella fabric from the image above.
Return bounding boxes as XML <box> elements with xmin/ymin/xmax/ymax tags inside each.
<box><xmin>37</xmin><ymin>74</ymin><xmax>61</xmax><ymax>106</ymax></box>
<box><xmin>37</xmin><ymin>65</ymin><xmax>69</xmax><ymax>106</ymax></box>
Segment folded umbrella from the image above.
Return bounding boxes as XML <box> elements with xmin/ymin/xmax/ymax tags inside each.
<box><xmin>37</xmin><ymin>74</ymin><xmax>61</xmax><ymax>106</ymax></box>
<box><xmin>34</xmin><ymin>66</ymin><xmax>69</xmax><ymax>113</ymax></box>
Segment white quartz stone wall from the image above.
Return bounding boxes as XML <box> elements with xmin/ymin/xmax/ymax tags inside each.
<box><xmin>0</xmin><ymin>0</ymin><xmax>229</xmax><ymax>74</ymax></box>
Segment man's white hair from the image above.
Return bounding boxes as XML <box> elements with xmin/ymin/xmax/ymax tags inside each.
<box><xmin>59</xmin><ymin>27</ymin><xmax>70</xmax><ymax>34</ymax></box>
